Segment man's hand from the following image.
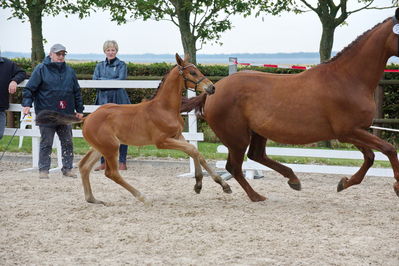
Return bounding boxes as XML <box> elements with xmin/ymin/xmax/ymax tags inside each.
<box><xmin>75</xmin><ymin>113</ymin><xmax>83</xmax><ymax>119</ymax></box>
<box><xmin>8</xmin><ymin>81</ymin><xmax>17</xmax><ymax>94</ymax></box>
<box><xmin>22</xmin><ymin>107</ymin><xmax>31</xmax><ymax>115</ymax></box>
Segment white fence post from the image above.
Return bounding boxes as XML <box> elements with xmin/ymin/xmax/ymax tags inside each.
<box><xmin>177</xmin><ymin>89</ymin><xmax>199</xmax><ymax>178</ymax></box>
<box><xmin>228</xmin><ymin>57</ymin><xmax>238</xmax><ymax>75</ymax></box>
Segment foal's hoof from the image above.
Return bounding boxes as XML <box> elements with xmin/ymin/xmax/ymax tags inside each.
<box><xmin>143</xmin><ymin>199</ymin><xmax>153</xmax><ymax>208</ymax></box>
<box><xmin>86</xmin><ymin>198</ymin><xmax>106</xmax><ymax>205</ymax></box>
<box><xmin>337</xmin><ymin>177</ymin><xmax>348</xmax><ymax>192</ymax></box>
<box><xmin>393</xmin><ymin>182</ymin><xmax>399</xmax><ymax>197</ymax></box>
<box><xmin>288</xmin><ymin>180</ymin><xmax>301</xmax><ymax>191</ymax></box>
<box><xmin>223</xmin><ymin>185</ymin><xmax>232</xmax><ymax>194</ymax></box>
<box><xmin>194</xmin><ymin>184</ymin><xmax>202</xmax><ymax>194</ymax></box>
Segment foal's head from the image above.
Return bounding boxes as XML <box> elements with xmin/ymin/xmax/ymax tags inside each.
<box><xmin>175</xmin><ymin>53</ymin><xmax>215</xmax><ymax>95</ymax></box>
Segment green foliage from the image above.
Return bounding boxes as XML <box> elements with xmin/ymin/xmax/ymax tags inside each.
<box><xmin>12</xmin><ymin>57</ymin><xmax>35</xmax><ymax>73</ymax></box>
<box><xmin>92</xmin><ymin>0</ymin><xmax>289</xmax><ymax>63</ymax></box>
<box><xmin>127</xmin><ymin>62</ymin><xmax>171</xmax><ymax>76</ymax></box>
<box><xmin>69</xmin><ymin>62</ymin><xmax>98</xmax><ymax>74</ymax></box>
<box><xmin>265</xmin><ymin>0</ymin><xmax>398</xmax><ymax>62</ymax></box>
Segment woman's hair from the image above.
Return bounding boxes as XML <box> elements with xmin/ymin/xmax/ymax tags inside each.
<box><xmin>103</xmin><ymin>40</ymin><xmax>119</xmax><ymax>52</ymax></box>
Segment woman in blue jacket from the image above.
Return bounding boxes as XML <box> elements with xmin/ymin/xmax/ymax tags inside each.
<box><xmin>22</xmin><ymin>44</ymin><xmax>84</xmax><ymax>179</ymax></box>
<box><xmin>93</xmin><ymin>40</ymin><xmax>131</xmax><ymax>171</ymax></box>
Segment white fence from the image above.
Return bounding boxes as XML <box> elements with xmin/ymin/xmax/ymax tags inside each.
<box><xmin>4</xmin><ymin>80</ymin><xmax>201</xmax><ymax>176</ymax></box>
<box><xmin>215</xmin><ymin>146</ymin><xmax>392</xmax><ymax>179</ymax></box>
<box><xmin>4</xmin><ymin>80</ymin><xmax>395</xmax><ymax>179</ymax></box>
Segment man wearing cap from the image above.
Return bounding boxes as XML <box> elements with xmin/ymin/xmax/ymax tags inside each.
<box><xmin>22</xmin><ymin>44</ymin><xmax>84</xmax><ymax>179</ymax></box>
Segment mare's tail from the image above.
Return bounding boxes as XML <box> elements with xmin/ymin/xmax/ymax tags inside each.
<box><xmin>36</xmin><ymin>110</ymin><xmax>83</xmax><ymax>126</ymax></box>
<box><xmin>180</xmin><ymin>92</ymin><xmax>207</xmax><ymax>118</ymax></box>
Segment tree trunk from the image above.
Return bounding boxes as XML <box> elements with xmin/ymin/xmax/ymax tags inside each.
<box><xmin>27</xmin><ymin>6</ymin><xmax>45</xmax><ymax>63</ymax></box>
<box><xmin>174</xmin><ymin>1</ymin><xmax>197</xmax><ymax>64</ymax></box>
<box><xmin>319</xmin><ymin>23</ymin><xmax>335</xmax><ymax>63</ymax></box>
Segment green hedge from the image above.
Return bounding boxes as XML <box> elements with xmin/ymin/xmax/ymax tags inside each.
<box><xmin>10</xmin><ymin>58</ymin><xmax>399</xmax><ymax>144</ymax></box>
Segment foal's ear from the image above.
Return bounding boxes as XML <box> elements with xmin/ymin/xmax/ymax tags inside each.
<box><xmin>396</xmin><ymin>8</ymin><xmax>399</xmax><ymax>20</ymax></box>
<box><xmin>175</xmin><ymin>53</ymin><xmax>184</xmax><ymax>66</ymax></box>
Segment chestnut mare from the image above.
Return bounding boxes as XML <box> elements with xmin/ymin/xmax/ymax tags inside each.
<box><xmin>182</xmin><ymin>11</ymin><xmax>399</xmax><ymax>201</ymax></box>
<box><xmin>37</xmin><ymin>54</ymin><xmax>231</xmax><ymax>205</ymax></box>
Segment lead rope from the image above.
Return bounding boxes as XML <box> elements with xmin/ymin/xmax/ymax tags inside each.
<box><xmin>0</xmin><ymin>113</ymin><xmax>27</xmax><ymax>161</ymax></box>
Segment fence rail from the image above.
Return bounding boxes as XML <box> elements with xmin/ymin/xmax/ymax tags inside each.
<box><xmin>5</xmin><ymin>80</ymin><xmax>201</xmax><ymax>176</ymax></box>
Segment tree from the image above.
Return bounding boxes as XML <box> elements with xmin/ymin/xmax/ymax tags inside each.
<box><xmin>95</xmin><ymin>0</ymin><xmax>290</xmax><ymax>64</ymax></box>
<box><xmin>0</xmin><ymin>0</ymin><xmax>92</xmax><ymax>62</ymax></box>
<box><xmin>291</xmin><ymin>0</ymin><xmax>398</xmax><ymax>62</ymax></box>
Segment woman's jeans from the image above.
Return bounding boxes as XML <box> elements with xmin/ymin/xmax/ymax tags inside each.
<box><xmin>100</xmin><ymin>144</ymin><xmax>128</xmax><ymax>164</ymax></box>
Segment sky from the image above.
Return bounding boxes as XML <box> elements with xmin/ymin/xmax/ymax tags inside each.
<box><xmin>0</xmin><ymin>1</ymin><xmax>397</xmax><ymax>55</ymax></box>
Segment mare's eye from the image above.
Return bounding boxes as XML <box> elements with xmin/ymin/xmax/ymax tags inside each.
<box><xmin>190</xmin><ymin>70</ymin><xmax>197</xmax><ymax>76</ymax></box>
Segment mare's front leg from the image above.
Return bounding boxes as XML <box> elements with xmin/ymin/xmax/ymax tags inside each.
<box><xmin>156</xmin><ymin>137</ymin><xmax>232</xmax><ymax>194</ymax></box>
<box><xmin>339</xmin><ymin>129</ymin><xmax>399</xmax><ymax>196</ymax></box>
<box><xmin>226</xmin><ymin>146</ymin><xmax>267</xmax><ymax>201</ymax></box>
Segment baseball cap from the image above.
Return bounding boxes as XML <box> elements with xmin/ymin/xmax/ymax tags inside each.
<box><xmin>50</xmin><ymin>43</ymin><xmax>67</xmax><ymax>53</ymax></box>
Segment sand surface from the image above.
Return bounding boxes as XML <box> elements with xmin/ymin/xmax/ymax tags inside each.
<box><xmin>1</xmin><ymin>155</ymin><xmax>398</xmax><ymax>265</ymax></box>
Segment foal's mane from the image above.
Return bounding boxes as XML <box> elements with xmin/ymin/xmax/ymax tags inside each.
<box><xmin>147</xmin><ymin>65</ymin><xmax>176</xmax><ymax>100</ymax></box>
<box><xmin>323</xmin><ymin>17</ymin><xmax>391</xmax><ymax>64</ymax></box>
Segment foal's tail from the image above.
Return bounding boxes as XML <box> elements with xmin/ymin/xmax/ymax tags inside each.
<box><xmin>36</xmin><ymin>110</ymin><xmax>84</xmax><ymax>126</ymax></box>
<box><xmin>180</xmin><ymin>92</ymin><xmax>207</xmax><ymax>118</ymax></box>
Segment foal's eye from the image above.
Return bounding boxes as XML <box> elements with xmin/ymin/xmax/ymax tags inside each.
<box><xmin>190</xmin><ymin>70</ymin><xmax>197</xmax><ymax>76</ymax></box>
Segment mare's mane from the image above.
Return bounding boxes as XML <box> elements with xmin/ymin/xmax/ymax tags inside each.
<box><xmin>323</xmin><ymin>17</ymin><xmax>390</xmax><ymax>64</ymax></box>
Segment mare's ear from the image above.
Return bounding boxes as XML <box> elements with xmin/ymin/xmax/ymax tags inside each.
<box><xmin>175</xmin><ymin>53</ymin><xmax>183</xmax><ymax>66</ymax></box>
<box><xmin>396</xmin><ymin>8</ymin><xmax>399</xmax><ymax>20</ymax></box>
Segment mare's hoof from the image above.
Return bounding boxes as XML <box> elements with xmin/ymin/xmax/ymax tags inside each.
<box><xmin>249</xmin><ymin>194</ymin><xmax>267</xmax><ymax>202</ymax></box>
<box><xmin>288</xmin><ymin>181</ymin><xmax>301</xmax><ymax>191</ymax></box>
<box><xmin>337</xmin><ymin>177</ymin><xmax>348</xmax><ymax>192</ymax></box>
<box><xmin>194</xmin><ymin>184</ymin><xmax>202</xmax><ymax>194</ymax></box>
<box><xmin>393</xmin><ymin>182</ymin><xmax>399</xmax><ymax>197</ymax></box>
<box><xmin>223</xmin><ymin>185</ymin><xmax>232</xmax><ymax>194</ymax></box>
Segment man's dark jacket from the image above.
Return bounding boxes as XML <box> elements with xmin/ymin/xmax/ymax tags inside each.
<box><xmin>0</xmin><ymin>57</ymin><xmax>26</xmax><ymax>111</ymax></box>
<box><xmin>22</xmin><ymin>56</ymin><xmax>84</xmax><ymax>115</ymax></box>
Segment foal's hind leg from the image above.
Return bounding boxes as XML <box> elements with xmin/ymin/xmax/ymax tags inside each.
<box><xmin>102</xmin><ymin>154</ymin><xmax>149</xmax><ymax>205</ymax></box>
<box><xmin>156</xmin><ymin>137</ymin><xmax>232</xmax><ymax>194</ymax></box>
<box><xmin>79</xmin><ymin>149</ymin><xmax>104</xmax><ymax>204</ymax></box>
<box><xmin>247</xmin><ymin>132</ymin><xmax>301</xmax><ymax>191</ymax></box>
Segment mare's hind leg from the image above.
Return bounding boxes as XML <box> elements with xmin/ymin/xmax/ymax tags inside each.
<box><xmin>102</xmin><ymin>152</ymin><xmax>149</xmax><ymax>205</ymax></box>
<box><xmin>247</xmin><ymin>132</ymin><xmax>301</xmax><ymax>191</ymax></box>
<box><xmin>337</xmin><ymin>145</ymin><xmax>374</xmax><ymax>192</ymax></box>
<box><xmin>227</xmin><ymin>145</ymin><xmax>267</xmax><ymax>201</ymax></box>
<box><xmin>79</xmin><ymin>149</ymin><xmax>104</xmax><ymax>204</ymax></box>
<box><xmin>339</xmin><ymin>129</ymin><xmax>399</xmax><ymax>197</ymax></box>
<box><xmin>156</xmin><ymin>137</ymin><xmax>232</xmax><ymax>194</ymax></box>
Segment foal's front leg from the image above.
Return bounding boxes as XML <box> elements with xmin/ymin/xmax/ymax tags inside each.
<box><xmin>156</xmin><ymin>137</ymin><xmax>232</xmax><ymax>194</ymax></box>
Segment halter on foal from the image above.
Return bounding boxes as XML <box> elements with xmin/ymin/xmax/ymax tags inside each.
<box><xmin>182</xmin><ymin>9</ymin><xmax>399</xmax><ymax>201</ymax></box>
<box><xmin>37</xmin><ymin>54</ymin><xmax>231</xmax><ymax>205</ymax></box>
